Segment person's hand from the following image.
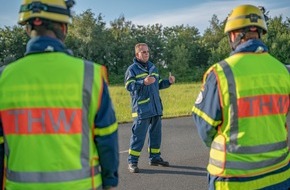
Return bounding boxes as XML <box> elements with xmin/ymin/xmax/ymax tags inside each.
<box><xmin>169</xmin><ymin>72</ymin><xmax>175</xmax><ymax>84</ymax></box>
<box><xmin>144</xmin><ymin>75</ymin><xmax>156</xmax><ymax>85</ymax></box>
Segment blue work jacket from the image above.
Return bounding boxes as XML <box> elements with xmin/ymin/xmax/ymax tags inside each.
<box><xmin>125</xmin><ymin>58</ymin><xmax>171</xmax><ymax>119</ymax></box>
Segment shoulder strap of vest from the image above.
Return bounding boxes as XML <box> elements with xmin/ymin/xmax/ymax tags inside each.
<box><xmin>81</xmin><ymin>59</ymin><xmax>94</xmax><ymax>168</ymax></box>
<box><xmin>82</xmin><ymin>60</ymin><xmax>94</xmax><ymax>112</ymax></box>
<box><xmin>217</xmin><ymin>60</ymin><xmax>239</xmax><ymax>146</ymax></box>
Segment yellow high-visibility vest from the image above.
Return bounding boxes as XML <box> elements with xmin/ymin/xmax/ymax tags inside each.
<box><xmin>0</xmin><ymin>52</ymin><xmax>107</xmax><ymax>190</ymax></box>
<box><xmin>206</xmin><ymin>53</ymin><xmax>289</xmax><ymax>183</ymax></box>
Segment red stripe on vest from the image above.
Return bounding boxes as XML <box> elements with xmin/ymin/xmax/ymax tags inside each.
<box><xmin>1</xmin><ymin>108</ymin><xmax>82</xmax><ymax>134</ymax></box>
<box><xmin>238</xmin><ymin>94</ymin><xmax>289</xmax><ymax>118</ymax></box>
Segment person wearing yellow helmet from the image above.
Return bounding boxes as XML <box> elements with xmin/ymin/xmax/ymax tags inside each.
<box><xmin>18</xmin><ymin>0</ymin><xmax>74</xmax><ymax>41</ymax></box>
<box><xmin>18</xmin><ymin>0</ymin><xmax>73</xmax><ymax>24</ymax></box>
<box><xmin>224</xmin><ymin>4</ymin><xmax>268</xmax><ymax>51</ymax></box>
<box><xmin>0</xmin><ymin>0</ymin><xmax>119</xmax><ymax>189</ymax></box>
<box><xmin>192</xmin><ymin>4</ymin><xmax>290</xmax><ymax>190</ymax></box>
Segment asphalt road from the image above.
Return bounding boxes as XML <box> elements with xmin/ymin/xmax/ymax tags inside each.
<box><xmin>117</xmin><ymin>115</ymin><xmax>290</xmax><ymax>190</ymax></box>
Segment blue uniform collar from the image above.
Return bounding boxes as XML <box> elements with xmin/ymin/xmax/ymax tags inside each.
<box><xmin>25</xmin><ymin>36</ymin><xmax>73</xmax><ymax>55</ymax></box>
<box><xmin>134</xmin><ymin>57</ymin><xmax>148</xmax><ymax>67</ymax></box>
<box><xmin>230</xmin><ymin>39</ymin><xmax>268</xmax><ymax>55</ymax></box>
<box><xmin>135</xmin><ymin>59</ymin><xmax>156</xmax><ymax>75</ymax></box>
<box><xmin>133</xmin><ymin>57</ymin><xmax>154</xmax><ymax>72</ymax></box>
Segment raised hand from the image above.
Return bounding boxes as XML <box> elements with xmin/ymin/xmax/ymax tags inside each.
<box><xmin>144</xmin><ymin>75</ymin><xmax>156</xmax><ymax>85</ymax></box>
<box><xmin>169</xmin><ymin>72</ymin><xmax>175</xmax><ymax>84</ymax></box>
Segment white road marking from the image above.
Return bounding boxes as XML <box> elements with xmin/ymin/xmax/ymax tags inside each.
<box><xmin>119</xmin><ymin>150</ymin><xmax>129</xmax><ymax>154</ymax></box>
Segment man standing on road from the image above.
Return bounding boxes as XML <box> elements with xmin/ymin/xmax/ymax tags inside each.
<box><xmin>124</xmin><ymin>43</ymin><xmax>175</xmax><ymax>173</ymax></box>
<box><xmin>192</xmin><ymin>4</ymin><xmax>289</xmax><ymax>190</ymax></box>
<box><xmin>0</xmin><ymin>0</ymin><xmax>119</xmax><ymax>189</ymax></box>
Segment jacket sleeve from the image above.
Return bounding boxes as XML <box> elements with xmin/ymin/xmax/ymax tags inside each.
<box><xmin>158</xmin><ymin>77</ymin><xmax>171</xmax><ymax>90</ymax></box>
<box><xmin>124</xmin><ymin>67</ymin><xmax>144</xmax><ymax>92</ymax></box>
<box><xmin>192</xmin><ymin>71</ymin><xmax>222</xmax><ymax>147</ymax></box>
<box><xmin>152</xmin><ymin>66</ymin><xmax>170</xmax><ymax>90</ymax></box>
<box><xmin>94</xmin><ymin>80</ymin><xmax>119</xmax><ymax>188</ymax></box>
<box><xmin>0</xmin><ymin>120</ymin><xmax>3</xmax><ymax>188</ymax></box>
<box><xmin>0</xmin><ymin>67</ymin><xmax>4</xmax><ymax>187</ymax></box>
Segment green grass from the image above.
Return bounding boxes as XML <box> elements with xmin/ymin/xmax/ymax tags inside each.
<box><xmin>109</xmin><ymin>83</ymin><xmax>202</xmax><ymax>123</ymax></box>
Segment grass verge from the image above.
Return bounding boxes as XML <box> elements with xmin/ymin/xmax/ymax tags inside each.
<box><xmin>109</xmin><ymin>83</ymin><xmax>202</xmax><ymax>123</ymax></box>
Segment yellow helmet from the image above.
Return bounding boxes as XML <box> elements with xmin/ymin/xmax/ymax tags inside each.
<box><xmin>224</xmin><ymin>4</ymin><xmax>267</xmax><ymax>34</ymax></box>
<box><xmin>18</xmin><ymin>0</ymin><xmax>74</xmax><ymax>25</ymax></box>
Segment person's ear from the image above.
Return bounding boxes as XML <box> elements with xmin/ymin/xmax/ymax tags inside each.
<box><xmin>61</xmin><ymin>24</ymin><xmax>68</xmax><ymax>36</ymax></box>
<box><xmin>230</xmin><ymin>32</ymin><xmax>239</xmax><ymax>43</ymax></box>
<box><xmin>25</xmin><ymin>25</ymin><xmax>32</xmax><ymax>36</ymax></box>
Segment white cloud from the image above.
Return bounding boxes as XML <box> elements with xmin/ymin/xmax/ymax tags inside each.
<box><xmin>1</xmin><ymin>0</ymin><xmax>289</xmax><ymax>32</ymax></box>
<box><xmin>129</xmin><ymin>1</ymin><xmax>290</xmax><ymax>34</ymax></box>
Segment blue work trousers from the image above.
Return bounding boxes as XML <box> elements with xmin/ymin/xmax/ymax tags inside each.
<box><xmin>128</xmin><ymin>115</ymin><xmax>162</xmax><ymax>164</ymax></box>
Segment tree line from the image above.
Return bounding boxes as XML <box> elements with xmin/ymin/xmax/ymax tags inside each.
<box><xmin>0</xmin><ymin>9</ymin><xmax>289</xmax><ymax>84</ymax></box>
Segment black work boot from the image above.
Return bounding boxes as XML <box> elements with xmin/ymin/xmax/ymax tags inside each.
<box><xmin>128</xmin><ymin>163</ymin><xmax>139</xmax><ymax>173</ymax></box>
<box><xmin>149</xmin><ymin>157</ymin><xmax>169</xmax><ymax>167</ymax></box>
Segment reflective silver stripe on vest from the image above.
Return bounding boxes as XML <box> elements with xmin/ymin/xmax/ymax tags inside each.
<box><xmin>212</xmin><ymin>140</ymin><xmax>288</xmax><ymax>154</ymax></box>
<box><xmin>7</xmin><ymin>165</ymin><xmax>99</xmax><ymax>183</ymax></box>
<box><xmin>209</xmin><ymin>60</ymin><xmax>288</xmax><ymax>170</ymax></box>
<box><xmin>81</xmin><ymin>60</ymin><xmax>94</xmax><ymax>169</ymax></box>
<box><xmin>219</xmin><ymin>61</ymin><xmax>239</xmax><ymax>146</ymax></box>
<box><xmin>6</xmin><ymin>60</ymin><xmax>99</xmax><ymax>183</ymax></box>
<box><xmin>210</xmin><ymin>152</ymin><xmax>288</xmax><ymax>170</ymax></box>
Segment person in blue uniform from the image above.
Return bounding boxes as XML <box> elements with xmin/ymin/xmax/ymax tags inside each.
<box><xmin>125</xmin><ymin>43</ymin><xmax>175</xmax><ymax>173</ymax></box>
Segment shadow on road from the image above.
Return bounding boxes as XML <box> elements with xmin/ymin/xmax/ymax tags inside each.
<box><xmin>137</xmin><ymin>165</ymin><xmax>207</xmax><ymax>176</ymax></box>
<box><xmin>168</xmin><ymin>165</ymin><xmax>206</xmax><ymax>171</ymax></box>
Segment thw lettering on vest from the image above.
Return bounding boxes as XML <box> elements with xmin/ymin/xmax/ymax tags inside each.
<box><xmin>238</xmin><ymin>94</ymin><xmax>288</xmax><ymax>117</ymax></box>
<box><xmin>1</xmin><ymin>108</ymin><xmax>82</xmax><ymax>134</ymax></box>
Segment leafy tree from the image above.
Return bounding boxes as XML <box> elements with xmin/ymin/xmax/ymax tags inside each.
<box><xmin>169</xmin><ymin>44</ymin><xmax>189</xmax><ymax>82</ymax></box>
<box><xmin>163</xmin><ymin>25</ymin><xmax>208</xmax><ymax>82</ymax></box>
<box><xmin>208</xmin><ymin>37</ymin><xmax>230</xmax><ymax>64</ymax></box>
<box><xmin>0</xmin><ymin>26</ymin><xmax>28</xmax><ymax>66</ymax></box>
<box><xmin>1</xmin><ymin>9</ymin><xmax>289</xmax><ymax>83</ymax></box>
<box><xmin>202</xmin><ymin>14</ymin><xmax>228</xmax><ymax>65</ymax></box>
<box><xmin>66</xmin><ymin>10</ymin><xmax>108</xmax><ymax>62</ymax></box>
<box><xmin>202</xmin><ymin>15</ymin><xmax>225</xmax><ymax>50</ymax></box>
<box><xmin>107</xmin><ymin>16</ymin><xmax>136</xmax><ymax>84</ymax></box>
<box><xmin>264</xmin><ymin>15</ymin><xmax>290</xmax><ymax>63</ymax></box>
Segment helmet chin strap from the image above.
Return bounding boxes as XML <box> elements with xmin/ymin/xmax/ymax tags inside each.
<box><xmin>229</xmin><ymin>32</ymin><xmax>245</xmax><ymax>51</ymax></box>
<box><xmin>28</xmin><ymin>19</ymin><xmax>67</xmax><ymax>41</ymax></box>
<box><xmin>229</xmin><ymin>27</ymin><xmax>263</xmax><ymax>50</ymax></box>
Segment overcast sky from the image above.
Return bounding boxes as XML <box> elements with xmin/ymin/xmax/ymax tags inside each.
<box><xmin>0</xmin><ymin>0</ymin><xmax>289</xmax><ymax>34</ymax></box>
